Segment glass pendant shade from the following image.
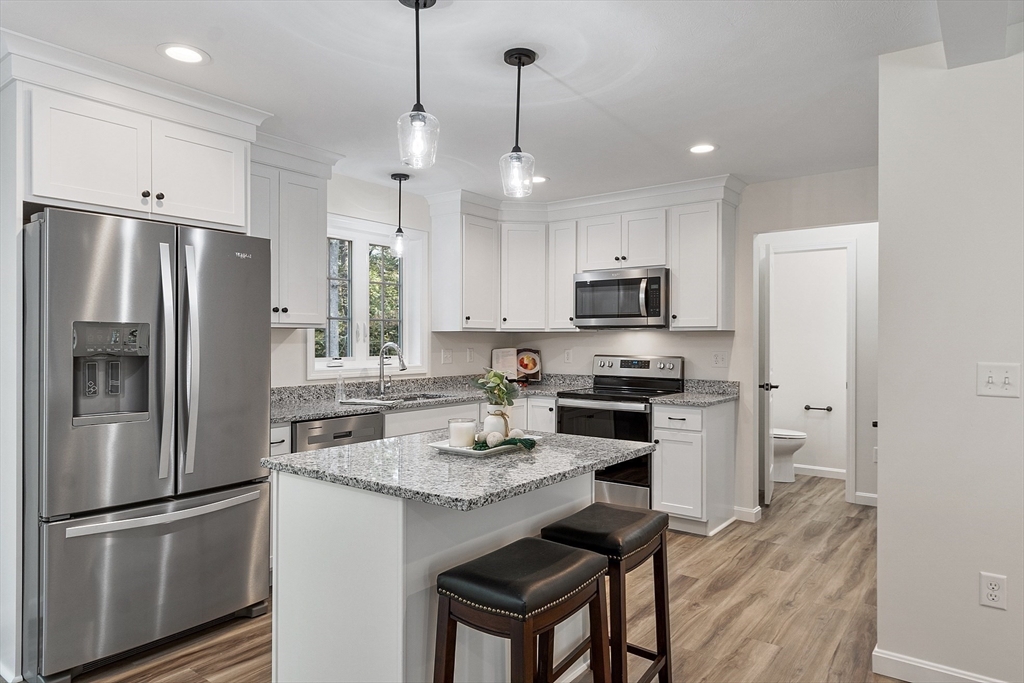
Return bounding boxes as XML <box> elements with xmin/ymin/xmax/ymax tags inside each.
<box><xmin>398</xmin><ymin>109</ymin><xmax>439</xmax><ymax>169</ymax></box>
<box><xmin>499</xmin><ymin>150</ymin><xmax>535</xmax><ymax>198</ymax></box>
<box><xmin>393</xmin><ymin>228</ymin><xmax>405</xmax><ymax>256</ymax></box>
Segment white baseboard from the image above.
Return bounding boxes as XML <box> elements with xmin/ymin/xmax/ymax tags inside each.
<box><xmin>794</xmin><ymin>464</ymin><xmax>846</xmax><ymax>480</ymax></box>
<box><xmin>558</xmin><ymin>653</ymin><xmax>589</xmax><ymax>682</ymax></box>
<box><xmin>855</xmin><ymin>492</ymin><xmax>878</xmax><ymax>507</ymax></box>
<box><xmin>734</xmin><ymin>506</ymin><xmax>761</xmax><ymax>523</ymax></box>
<box><xmin>872</xmin><ymin>647</ymin><xmax>1008</xmax><ymax>683</ymax></box>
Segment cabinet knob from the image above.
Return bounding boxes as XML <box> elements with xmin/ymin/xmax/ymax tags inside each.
<box><xmin>548</xmin><ymin>407</ymin><xmax>554</xmax><ymax>412</ymax></box>
<box><xmin>155</xmin><ymin>192</ymin><xmax>165</xmax><ymax>201</ymax></box>
<box><xmin>272</xmin><ymin>307</ymin><xmax>280</xmax><ymax>313</ymax></box>
<box><xmin>654</xmin><ymin>439</ymin><xmax>660</xmax><ymax>444</ymax></box>
<box><xmin>569</xmin><ymin>317</ymin><xmax>574</xmax><ymax>321</ymax></box>
<box><xmin>465</xmin><ymin>316</ymin><xmax>470</xmax><ymax>321</ymax></box>
<box><xmin>281</xmin><ymin>307</ymin><xmax>289</xmax><ymax>313</ymax></box>
<box><xmin>141</xmin><ymin>190</ymin><xmax>151</xmax><ymax>198</ymax></box>
<box><xmin>614</xmin><ymin>256</ymin><xmax>621</xmax><ymax>261</ymax></box>
<box><xmin>502</xmin><ymin>317</ymin><xmax>507</xmax><ymax>322</ymax></box>
<box><xmin>671</xmin><ymin>314</ymin><xmax>677</xmax><ymax>320</ymax></box>
<box><xmin>621</xmin><ymin>255</ymin><xmax>627</xmax><ymax>261</ymax></box>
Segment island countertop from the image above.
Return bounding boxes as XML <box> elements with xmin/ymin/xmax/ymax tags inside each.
<box><xmin>261</xmin><ymin>430</ymin><xmax>654</xmax><ymax>512</ymax></box>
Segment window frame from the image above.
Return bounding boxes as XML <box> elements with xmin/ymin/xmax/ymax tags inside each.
<box><xmin>307</xmin><ymin>213</ymin><xmax>428</xmax><ymax>379</ymax></box>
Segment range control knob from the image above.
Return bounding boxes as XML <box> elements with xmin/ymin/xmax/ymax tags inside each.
<box><xmin>667</xmin><ymin>363</ymin><xmax>675</xmax><ymax>370</ymax></box>
<box><xmin>658</xmin><ymin>362</ymin><xmax>665</xmax><ymax>369</ymax></box>
<box><xmin>599</xmin><ymin>361</ymin><xmax>607</xmax><ymax>368</ymax></box>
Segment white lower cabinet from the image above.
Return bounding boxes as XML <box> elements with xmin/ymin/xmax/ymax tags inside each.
<box><xmin>651</xmin><ymin>402</ymin><xmax>737</xmax><ymax>536</ymax></box>
<box><xmin>385</xmin><ymin>404</ymin><xmax>479</xmax><ymax>438</ymax></box>
<box><xmin>527</xmin><ymin>397</ymin><xmax>557</xmax><ymax>432</ymax></box>
<box><xmin>270</xmin><ymin>424</ymin><xmax>292</xmax><ymax>455</ymax></box>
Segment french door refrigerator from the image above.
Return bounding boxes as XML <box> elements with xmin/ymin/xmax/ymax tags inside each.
<box><xmin>23</xmin><ymin>208</ymin><xmax>271</xmax><ymax>683</ymax></box>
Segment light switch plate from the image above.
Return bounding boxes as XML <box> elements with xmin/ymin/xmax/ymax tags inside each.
<box><xmin>977</xmin><ymin>362</ymin><xmax>1020</xmax><ymax>398</ymax></box>
<box><xmin>466</xmin><ymin>348</ymin><xmax>475</xmax><ymax>363</ymax></box>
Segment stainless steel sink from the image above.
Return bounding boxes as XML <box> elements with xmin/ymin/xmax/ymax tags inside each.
<box><xmin>391</xmin><ymin>393</ymin><xmax>451</xmax><ymax>401</ymax></box>
<box><xmin>339</xmin><ymin>393</ymin><xmax>451</xmax><ymax>406</ymax></box>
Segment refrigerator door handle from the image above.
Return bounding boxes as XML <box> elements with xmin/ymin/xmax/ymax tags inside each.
<box><xmin>158</xmin><ymin>243</ymin><xmax>174</xmax><ymax>480</ymax></box>
<box><xmin>184</xmin><ymin>244</ymin><xmax>201</xmax><ymax>475</ymax></box>
<box><xmin>64</xmin><ymin>490</ymin><xmax>261</xmax><ymax>538</ymax></box>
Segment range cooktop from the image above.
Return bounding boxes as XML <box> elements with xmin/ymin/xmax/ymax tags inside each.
<box><xmin>558</xmin><ymin>355</ymin><xmax>685</xmax><ymax>402</ymax></box>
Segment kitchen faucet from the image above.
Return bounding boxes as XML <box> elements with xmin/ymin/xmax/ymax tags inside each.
<box><xmin>379</xmin><ymin>342</ymin><xmax>407</xmax><ymax>398</ymax></box>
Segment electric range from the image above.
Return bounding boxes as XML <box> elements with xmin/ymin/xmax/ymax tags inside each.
<box><xmin>557</xmin><ymin>355</ymin><xmax>683</xmax><ymax>508</ymax></box>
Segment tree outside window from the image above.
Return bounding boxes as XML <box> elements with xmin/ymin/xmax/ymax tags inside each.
<box><xmin>314</xmin><ymin>238</ymin><xmax>352</xmax><ymax>360</ymax></box>
<box><xmin>368</xmin><ymin>244</ymin><xmax>402</xmax><ymax>357</ymax></box>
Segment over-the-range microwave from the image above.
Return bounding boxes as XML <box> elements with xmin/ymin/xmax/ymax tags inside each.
<box><xmin>572</xmin><ymin>267</ymin><xmax>668</xmax><ymax>328</ymax></box>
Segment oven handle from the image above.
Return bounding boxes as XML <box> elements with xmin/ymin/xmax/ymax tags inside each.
<box><xmin>558</xmin><ymin>398</ymin><xmax>650</xmax><ymax>413</ymax></box>
<box><xmin>638</xmin><ymin>277</ymin><xmax>648</xmax><ymax>317</ymax></box>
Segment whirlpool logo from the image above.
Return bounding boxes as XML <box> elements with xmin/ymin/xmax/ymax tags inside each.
<box><xmin>235</xmin><ymin>252</ymin><xmax>253</xmax><ymax>260</ymax></box>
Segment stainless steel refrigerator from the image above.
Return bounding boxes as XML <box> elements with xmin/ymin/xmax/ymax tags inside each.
<box><xmin>22</xmin><ymin>208</ymin><xmax>271</xmax><ymax>683</ymax></box>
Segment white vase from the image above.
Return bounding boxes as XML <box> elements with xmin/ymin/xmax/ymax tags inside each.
<box><xmin>482</xmin><ymin>404</ymin><xmax>510</xmax><ymax>438</ymax></box>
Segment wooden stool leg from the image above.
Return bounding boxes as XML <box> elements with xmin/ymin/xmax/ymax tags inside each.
<box><xmin>608</xmin><ymin>562</ymin><xmax>628</xmax><ymax>683</ymax></box>
<box><xmin>589</xmin><ymin>578</ymin><xmax>612</xmax><ymax>683</ymax></box>
<box><xmin>433</xmin><ymin>595</ymin><xmax>457</xmax><ymax>683</ymax></box>
<box><xmin>537</xmin><ymin>630</ymin><xmax>555</xmax><ymax>683</ymax></box>
<box><xmin>510</xmin><ymin>617</ymin><xmax>536</xmax><ymax>683</ymax></box>
<box><xmin>654</xmin><ymin>530</ymin><xmax>673</xmax><ymax>683</ymax></box>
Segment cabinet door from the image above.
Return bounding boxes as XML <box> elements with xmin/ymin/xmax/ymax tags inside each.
<box><xmin>651</xmin><ymin>429</ymin><xmax>704</xmax><ymax>519</ymax></box>
<box><xmin>276</xmin><ymin>171</ymin><xmax>327</xmax><ymax>327</ymax></box>
<box><xmin>386</xmin><ymin>404</ymin><xmax>479</xmax><ymax>438</ymax></box>
<box><xmin>30</xmin><ymin>88</ymin><xmax>152</xmax><ymax>212</ymax></box>
<box><xmin>526</xmin><ymin>398</ymin><xmax>557</xmax><ymax>433</ymax></box>
<box><xmin>500</xmin><ymin>223</ymin><xmax>547</xmax><ymax>330</ymax></box>
<box><xmin>151</xmin><ymin>119</ymin><xmax>247</xmax><ymax>228</ymax></box>
<box><xmin>547</xmin><ymin>220</ymin><xmax>577</xmax><ymax>330</ymax></box>
<box><xmin>622</xmin><ymin>209</ymin><xmax>667</xmax><ymax>267</ymax></box>
<box><xmin>577</xmin><ymin>214</ymin><xmax>623</xmax><ymax>271</ymax></box>
<box><xmin>250</xmin><ymin>163</ymin><xmax>281</xmax><ymax>323</ymax></box>
<box><xmin>462</xmin><ymin>215</ymin><xmax>499</xmax><ymax>329</ymax></box>
<box><xmin>668</xmin><ymin>202</ymin><xmax>720</xmax><ymax>328</ymax></box>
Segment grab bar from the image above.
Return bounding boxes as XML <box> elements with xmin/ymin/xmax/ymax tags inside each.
<box><xmin>804</xmin><ymin>405</ymin><xmax>833</xmax><ymax>412</ymax></box>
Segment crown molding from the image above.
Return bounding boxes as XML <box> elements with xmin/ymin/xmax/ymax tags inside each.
<box><xmin>425</xmin><ymin>189</ymin><xmax>501</xmax><ymax>221</ymax></box>
<box><xmin>252</xmin><ymin>132</ymin><xmax>343</xmax><ymax>179</ymax></box>
<box><xmin>0</xmin><ymin>29</ymin><xmax>271</xmax><ymax>139</ymax></box>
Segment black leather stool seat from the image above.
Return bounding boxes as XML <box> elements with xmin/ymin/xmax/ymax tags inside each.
<box><xmin>436</xmin><ymin>537</ymin><xmax>607</xmax><ymax>621</ymax></box>
<box><xmin>541</xmin><ymin>503</ymin><xmax>669</xmax><ymax>561</ymax></box>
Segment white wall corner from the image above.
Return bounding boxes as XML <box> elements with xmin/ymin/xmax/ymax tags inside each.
<box><xmin>872</xmin><ymin>647</ymin><xmax>1010</xmax><ymax>683</ymax></box>
<box><xmin>854</xmin><ymin>492</ymin><xmax>878</xmax><ymax>507</ymax></box>
<box><xmin>734</xmin><ymin>505</ymin><xmax>762</xmax><ymax>523</ymax></box>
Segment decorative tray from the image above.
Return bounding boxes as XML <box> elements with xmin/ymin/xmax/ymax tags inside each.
<box><xmin>428</xmin><ymin>435</ymin><xmax>542</xmax><ymax>458</ymax></box>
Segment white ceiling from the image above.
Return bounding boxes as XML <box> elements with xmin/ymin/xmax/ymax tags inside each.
<box><xmin>0</xmin><ymin>1</ymin><xmax>1013</xmax><ymax>201</ymax></box>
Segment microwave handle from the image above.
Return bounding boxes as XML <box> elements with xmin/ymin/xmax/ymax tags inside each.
<box><xmin>638</xmin><ymin>278</ymin><xmax>648</xmax><ymax>317</ymax></box>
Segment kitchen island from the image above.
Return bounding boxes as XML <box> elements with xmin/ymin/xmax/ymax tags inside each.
<box><xmin>261</xmin><ymin>430</ymin><xmax>655</xmax><ymax>683</ymax></box>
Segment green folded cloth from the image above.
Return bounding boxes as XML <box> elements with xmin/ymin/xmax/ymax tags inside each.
<box><xmin>472</xmin><ymin>437</ymin><xmax>537</xmax><ymax>452</ymax></box>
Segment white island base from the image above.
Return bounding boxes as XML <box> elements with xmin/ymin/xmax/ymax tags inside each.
<box><xmin>270</xmin><ymin>470</ymin><xmax>594</xmax><ymax>683</ymax></box>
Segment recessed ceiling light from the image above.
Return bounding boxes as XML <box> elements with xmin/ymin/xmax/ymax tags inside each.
<box><xmin>690</xmin><ymin>144</ymin><xmax>715</xmax><ymax>154</ymax></box>
<box><xmin>532</xmin><ymin>176</ymin><xmax>548</xmax><ymax>183</ymax></box>
<box><xmin>158</xmin><ymin>43</ymin><xmax>211</xmax><ymax>65</ymax></box>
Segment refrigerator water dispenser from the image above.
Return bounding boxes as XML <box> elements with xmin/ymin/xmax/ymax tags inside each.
<box><xmin>72</xmin><ymin>321</ymin><xmax>150</xmax><ymax>426</ymax></box>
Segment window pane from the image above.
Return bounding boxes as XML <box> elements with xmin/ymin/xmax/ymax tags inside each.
<box><xmin>320</xmin><ymin>237</ymin><xmax>352</xmax><ymax>359</ymax></box>
<box><xmin>383</xmin><ymin>321</ymin><xmax>400</xmax><ymax>348</ymax></box>
<box><xmin>369</xmin><ymin>245</ymin><xmax>383</xmax><ymax>278</ymax></box>
<box><xmin>368</xmin><ymin>320</ymin><xmax>382</xmax><ymax>357</ymax></box>
<box><xmin>368</xmin><ymin>281</ymin><xmax>381</xmax><ymax>317</ymax></box>
<box><xmin>314</xmin><ymin>327</ymin><xmax>326</xmax><ymax>358</ymax></box>
<box><xmin>382</xmin><ymin>250</ymin><xmax>401</xmax><ymax>283</ymax></box>
<box><xmin>330</xmin><ymin>239</ymin><xmax>351</xmax><ymax>279</ymax></box>
<box><xmin>383</xmin><ymin>284</ymin><xmax>400</xmax><ymax>319</ymax></box>
<box><xmin>330</xmin><ymin>282</ymin><xmax>349</xmax><ymax>318</ymax></box>
<box><xmin>327</xmin><ymin>320</ymin><xmax>348</xmax><ymax>358</ymax></box>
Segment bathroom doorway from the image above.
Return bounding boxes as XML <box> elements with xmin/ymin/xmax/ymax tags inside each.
<box><xmin>753</xmin><ymin>223</ymin><xmax>879</xmax><ymax>506</ymax></box>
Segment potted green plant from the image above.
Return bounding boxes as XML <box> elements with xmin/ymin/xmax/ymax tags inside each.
<box><xmin>471</xmin><ymin>369</ymin><xmax>521</xmax><ymax>438</ymax></box>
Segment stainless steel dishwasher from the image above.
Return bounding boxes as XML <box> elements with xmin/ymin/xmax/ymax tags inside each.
<box><xmin>291</xmin><ymin>413</ymin><xmax>385</xmax><ymax>452</ymax></box>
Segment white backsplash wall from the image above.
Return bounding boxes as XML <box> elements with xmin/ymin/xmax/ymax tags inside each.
<box><xmin>507</xmin><ymin>330</ymin><xmax>735</xmax><ymax>380</ymax></box>
<box><xmin>770</xmin><ymin>249</ymin><xmax>848</xmax><ymax>474</ymax></box>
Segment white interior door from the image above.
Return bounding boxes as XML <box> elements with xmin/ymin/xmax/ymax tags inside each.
<box><xmin>759</xmin><ymin>245</ymin><xmax>776</xmax><ymax>505</ymax></box>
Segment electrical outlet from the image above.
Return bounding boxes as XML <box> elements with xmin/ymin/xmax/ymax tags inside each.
<box><xmin>466</xmin><ymin>348</ymin><xmax>475</xmax><ymax>363</ymax></box>
<box><xmin>564</xmin><ymin>349</ymin><xmax>573</xmax><ymax>364</ymax></box>
<box><xmin>980</xmin><ymin>572</ymin><xmax>1007</xmax><ymax>610</ymax></box>
<box><xmin>712</xmin><ymin>352</ymin><xmax>729</xmax><ymax>368</ymax></box>
<box><xmin>441</xmin><ymin>349</ymin><xmax>453</xmax><ymax>365</ymax></box>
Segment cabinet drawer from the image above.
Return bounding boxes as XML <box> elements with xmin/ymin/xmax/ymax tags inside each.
<box><xmin>653</xmin><ymin>407</ymin><xmax>702</xmax><ymax>431</ymax></box>
<box><xmin>270</xmin><ymin>424</ymin><xmax>291</xmax><ymax>455</ymax></box>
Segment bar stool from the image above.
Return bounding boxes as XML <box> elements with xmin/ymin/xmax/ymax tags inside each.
<box><xmin>433</xmin><ymin>537</ymin><xmax>611</xmax><ymax>683</ymax></box>
<box><xmin>541</xmin><ymin>503</ymin><xmax>672</xmax><ymax>683</ymax></box>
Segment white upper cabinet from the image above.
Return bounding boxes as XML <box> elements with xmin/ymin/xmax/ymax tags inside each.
<box><xmin>547</xmin><ymin>220</ymin><xmax>577</xmax><ymax>330</ymax></box>
<box><xmin>29</xmin><ymin>88</ymin><xmax>248</xmax><ymax>230</ymax></box>
<box><xmin>500</xmin><ymin>223</ymin><xmax>547</xmax><ymax>330</ymax></box>
<box><xmin>667</xmin><ymin>201</ymin><xmax>735</xmax><ymax>330</ymax></box>
<box><xmin>462</xmin><ymin>215</ymin><xmax>500</xmax><ymax>329</ymax></box>
<box><xmin>250</xmin><ymin>163</ymin><xmax>327</xmax><ymax>328</ymax></box>
<box><xmin>577</xmin><ymin>209</ymin><xmax>666</xmax><ymax>271</ymax></box>
<box><xmin>150</xmin><ymin>119</ymin><xmax>247</xmax><ymax>227</ymax></box>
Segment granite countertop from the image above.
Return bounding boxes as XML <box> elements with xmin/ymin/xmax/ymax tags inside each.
<box><xmin>650</xmin><ymin>379</ymin><xmax>740</xmax><ymax>407</ymax></box>
<box><xmin>261</xmin><ymin>430</ymin><xmax>654</xmax><ymax>511</ymax></box>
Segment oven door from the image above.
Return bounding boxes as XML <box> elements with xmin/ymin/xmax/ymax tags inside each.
<box><xmin>557</xmin><ymin>398</ymin><xmax>652</xmax><ymax>508</ymax></box>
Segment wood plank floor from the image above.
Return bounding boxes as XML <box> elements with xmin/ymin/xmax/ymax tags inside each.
<box><xmin>77</xmin><ymin>475</ymin><xmax>899</xmax><ymax>683</ymax></box>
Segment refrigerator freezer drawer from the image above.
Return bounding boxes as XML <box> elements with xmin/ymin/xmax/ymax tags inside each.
<box><xmin>38</xmin><ymin>483</ymin><xmax>269</xmax><ymax>676</ymax></box>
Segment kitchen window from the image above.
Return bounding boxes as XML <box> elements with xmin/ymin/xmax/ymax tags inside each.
<box><xmin>308</xmin><ymin>214</ymin><xmax>427</xmax><ymax>378</ymax></box>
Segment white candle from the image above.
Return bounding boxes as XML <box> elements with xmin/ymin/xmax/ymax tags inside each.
<box><xmin>448</xmin><ymin>419</ymin><xmax>476</xmax><ymax>448</ymax></box>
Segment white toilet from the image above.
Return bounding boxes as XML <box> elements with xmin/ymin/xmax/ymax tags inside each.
<box><xmin>772</xmin><ymin>428</ymin><xmax>807</xmax><ymax>482</ymax></box>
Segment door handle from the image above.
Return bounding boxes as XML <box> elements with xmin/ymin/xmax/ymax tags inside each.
<box><xmin>65</xmin><ymin>490</ymin><xmax>260</xmax><ymax>539</ymax></box>
<box><xmin>184</xmin><ymin>244</ymin><xmax>201</xmax><ymax>475</ymax></box>
<box><xmin>638</xmin><ymin>277</ymin><xmax>648</xmax><ymax>317</ymax></box>
<box><xmin>158</xmin><ymin>243</ymin><xmax>174</xmax><ymax>480</ymax></box>
<box><xmin>760</xmin><ymin>383</ymin><xmax>779</xmax><ymax>391</ymax></box>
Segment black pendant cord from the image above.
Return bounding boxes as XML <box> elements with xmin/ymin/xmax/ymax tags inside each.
<box><xmin>397</xmin><ymin>177</ymin><xmax>404</xmax><ymax>234</ymax></box>
<box><xmin>512</xmin><ymin>61</ymin><xmax>522</xmax><ymax>152</ymax></box>
<box><xmin>413</xmin><ymin>2</ymin><xmax>423</xmax><ymax>111</ymax></box>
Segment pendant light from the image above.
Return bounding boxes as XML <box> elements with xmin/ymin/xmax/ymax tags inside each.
<box><xmin>499</xmin><ymin>47</ymin><xmax>538</xmax><ymax>198</ymax></box>
<box><xmin>392</xmin><ymin>173</ymin><xmax>409</xmax><ymax>256</ymax></box>
<box><xmin>397</xmin><ymin>0</ymin><xmax>439</xmax><ymax>169</ymax></box>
